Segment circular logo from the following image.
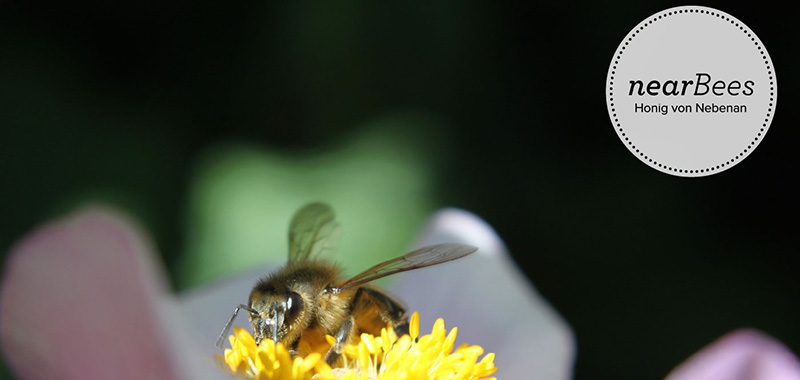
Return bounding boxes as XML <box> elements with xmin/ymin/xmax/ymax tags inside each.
<box><xmin>606</xmin><ymin>6</ymin><xmax>776</xmax><ymax>177</ymax></box>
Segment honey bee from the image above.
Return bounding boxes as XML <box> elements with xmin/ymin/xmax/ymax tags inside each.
<box><xmin>215</xmin><ymin>202</ymin><xmax>477</xmax><ymax>364</ymax></box>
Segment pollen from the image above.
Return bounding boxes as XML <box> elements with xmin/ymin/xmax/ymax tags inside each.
<box><xmin>217</xmin><ymin>312</ymin><xmax>498</xmax><ymax>380</ymax></box>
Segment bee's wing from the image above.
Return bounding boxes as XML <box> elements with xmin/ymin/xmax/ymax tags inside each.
<box><xmin>288</xmin><ymin>202</ymin><xmax>340</xmax><ymax>262</ymax></box>
<box><xmin>332</xmin><ymin>243</ymin><xmax>477</xmax><ymax>292</ymax></box>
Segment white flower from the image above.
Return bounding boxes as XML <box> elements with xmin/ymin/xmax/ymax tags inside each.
<box><xmin>1</xmin><ymin>206</ymin><xmax>797</xmax><ymax>380</ymax></box>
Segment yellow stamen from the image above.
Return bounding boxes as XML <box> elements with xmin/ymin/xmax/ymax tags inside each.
<box><xmin>409</xmin><ymin>312</ymin><xmax>420</xmax><ymax>340</ymax></box>
<box><xmin>217</xmin><ymin>312</ymin><xmax>497</xmax><ymax>380</ymax></box>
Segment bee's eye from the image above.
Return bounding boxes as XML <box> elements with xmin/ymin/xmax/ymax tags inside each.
<box><xmin>285</xmin><ymin>292</ymin><xmax>303</xmax><ymax>325</ymax></box>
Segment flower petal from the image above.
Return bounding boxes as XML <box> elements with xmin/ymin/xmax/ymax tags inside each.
<box><xmin>665</xmin><ymin>329</ymin><xmax>800</xmax><ymax>380</ymax></box>
<box><xmin>178</xmin><ymin>266</ymin><xmax>273</xmax><ymax>349</ymax></box>
<box><xmin>0</xmin><ymin>206</ymin><xmax>217</xmax><ymax>380</ymax></box>
<box><xmin>390</xmin><ymin>208</ymin><xmax>576</xmax><ymax>380</ymax></box>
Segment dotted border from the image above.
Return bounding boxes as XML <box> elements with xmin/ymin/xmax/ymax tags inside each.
<box><xmin>607</xmin><ymin>7</ymin><xmax>775</xmax><ymax>176</ymax></box>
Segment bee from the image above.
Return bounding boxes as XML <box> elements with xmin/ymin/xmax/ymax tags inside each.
<box><xmin>215</xmin><ymin>202</ymin><xmax>477</xmax><ymax>364</ymax></box>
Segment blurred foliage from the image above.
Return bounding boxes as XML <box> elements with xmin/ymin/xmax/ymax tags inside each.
<box><xmin>1</xmin><ymin>0</ymin><xmax>798</xmax><ymax>380</ymax></box>
<box><xmin>180</xmin><ymin>117</ymin><xmax>444</xmax><ymax>287</ymax></box>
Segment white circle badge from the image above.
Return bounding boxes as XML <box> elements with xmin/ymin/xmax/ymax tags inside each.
<box><xmin>606</xmin><ymin>6</ymin><xmax>776</xmax><ymax>177</ymax></box>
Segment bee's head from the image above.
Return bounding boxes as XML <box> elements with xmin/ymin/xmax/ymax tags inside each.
<box><xmin>248</xmin><ymin>291</ymin><xmax>304</xmax><ymax>345</ymax></box>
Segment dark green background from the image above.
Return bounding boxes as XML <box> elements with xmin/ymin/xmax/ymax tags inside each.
<box><xmin>1</xmin><ymin>1</ymin><xmax>797</xmax><ymax>379</ymax></box>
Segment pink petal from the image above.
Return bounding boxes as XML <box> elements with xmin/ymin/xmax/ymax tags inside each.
<box><xmin>391</xmin><ymin>208</ymin><xmax>576</xmax><ymax>380</ymax></box>
<box><xmin>665</xmin><ymin>329</ymin><xmax>800</xmax><ymax>380</ymax></box>
<box><xmin>0</xmin><ymin>206</ymin><xmax>178</xmax><ymax>380</ymax></box>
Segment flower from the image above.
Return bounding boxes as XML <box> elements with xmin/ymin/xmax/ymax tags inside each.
<box><xmin>218</xmin><ymin>312</ymin><xmax>497</xmax><ymax>380</ymax></box>
<box><xmin>179</xmin><ymin>208</ymin><xmax>575</xmax><ymax>380</ymax></box>
<box><xmin>219</xmin><ymin>326</ymin><xmax>329</xmax><ymax>380</ymax></box>
<box><xmin>1</xmin><ymin>205</ymin><xmax>798</xmax><ymax>380</ymax></box>
<box><xmin>0</xmin><ymin>207</ymin><xmax>217</xmax><ymax>380</ymax></box>
<box><xmin>664</xmin><ymin>329</ymin><xmax>800</xmax><ymax>380</ymax></box>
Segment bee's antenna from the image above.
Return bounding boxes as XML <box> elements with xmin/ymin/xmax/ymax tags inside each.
<box><xmin>216</xmin><ymin>304</ymin><xmax>258</xmax><ymax>349</ymax></box>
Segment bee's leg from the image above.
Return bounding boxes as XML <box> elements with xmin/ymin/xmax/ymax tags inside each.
<box><xmin>324</xmin><ymin>315</ymin><xmax>354</xmax><ymax>365</ymax></box>
<box><xmin>393</xmin><ymin>320</ymin><xmax>410</xmax><ymax>337</ymax></box>
<box><xmin>288</xmin><ymin>336</ymin><xmax>301</xmax><ymax>357</ymax></box>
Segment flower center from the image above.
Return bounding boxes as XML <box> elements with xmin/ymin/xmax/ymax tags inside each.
<box><xmin>216</xmin><ymin>312</ymin><xmax>498</xmax><ymax>380</ymax></box>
